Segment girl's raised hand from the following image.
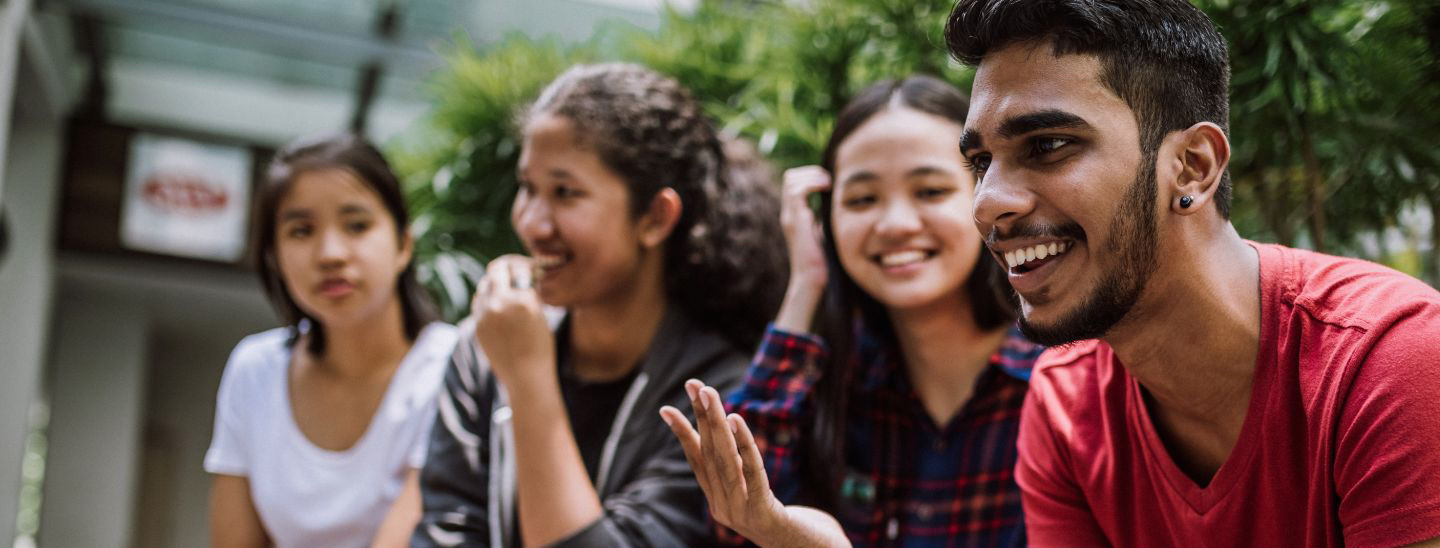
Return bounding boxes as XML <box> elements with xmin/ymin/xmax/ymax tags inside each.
<box><xmin>779</xmin><ymin>166</ymin><xmax>833</xmax><ymax>293</ymax></box>
<box><xmin>473</xmin><ymin>254</ymin><xmax>556</xmax><ymax>391</ymax></box>
<box><xmin>774</xmin><ymin>166</ymin><xmax>833</xmax><ymax>333</ymax></box>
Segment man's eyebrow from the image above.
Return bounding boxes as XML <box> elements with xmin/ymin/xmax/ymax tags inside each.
<box><xmin>959</xmin><ymin>130</ymin><xmax>983</xmax><ymax>155</ymax></box>
<box><xmin>998</xmin><ymin>109</ymin><xmax>1091</xmax><ymax>139</ymax></box>
<box><xmin>961</xmin><ymin>110</ymin><xmax>1092</xmax><ymax>155</ymax></box>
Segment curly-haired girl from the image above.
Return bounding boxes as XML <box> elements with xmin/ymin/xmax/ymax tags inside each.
<box><xmin>413</xmin><ymin>63</ymin><xmax>787</xmax><ymax>548</ymax></box>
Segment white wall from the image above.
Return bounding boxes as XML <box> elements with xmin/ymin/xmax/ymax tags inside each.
<box><xmin>38</xmin><ymin>287</ymin><xmax>151</xmax><ymax>548</ymax></box>
<box><xmin>132</xmin><ymin>324</ymin><xmax>269</xmax><ymax>548</ymax></box>
<box><xmin>40</xmin><ymin>252</ymin><xmax>275</xmax><ymax>548</ymax></box>
<box><xmin>128</xmin><ymin>266</ymin><xmax>274</xmax><ymax>548</ymax></box>
<box><xmin>0</xmin><ymin>0</ymin><xmax>34</xmax><ymax>205</ymax></box>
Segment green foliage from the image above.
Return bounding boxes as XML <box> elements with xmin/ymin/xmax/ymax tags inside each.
<box><xmin>395</xmin><ymin>0</ymin><xmax>1440</xmax><ymax>317</ymax></box>
<box><xmin>1197</xmin><ymin>0</ymin><xmax>1440</xmax><ymax>282</ymax></box>
<box><xmin>623</xmin><ymin>0</ymin><xmax>970</xmax><ymax>168</ymax></box>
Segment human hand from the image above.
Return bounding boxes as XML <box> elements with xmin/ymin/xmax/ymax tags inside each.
<box><xmin>472</xmin><ymin>254</ymin><xmax>556</xmax><ymax>392</ymax></box>
<box><xmin>660</xmin><ymin>380</ymin><xmax>790</xmax><ymax>545</ymax></box>
<box><xmin>773</xmin><ymin>166</ymin><xmax>832</xmax><ymax>333</ymax></box>
<box><xmin>780</xmin><ymin>166</ymin><xmax>832</xmax><ymax>293</ymax></box>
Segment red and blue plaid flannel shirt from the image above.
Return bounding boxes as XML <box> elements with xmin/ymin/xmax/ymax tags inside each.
<box><xmin>723</xmin><ymin>323</ymin><xmax>1043</xmax><ymax>548</ymax></box>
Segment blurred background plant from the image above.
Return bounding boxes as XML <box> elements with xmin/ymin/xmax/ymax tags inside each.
<box><xmin>392</xmin><ymin>0</ymin><xmax>1440</xmax><ymax>320</ymax></box>
<box><xmin>1197</xmin><ymin>0</ymin><xmax>1440</xmax><ymax>282</ymax></box>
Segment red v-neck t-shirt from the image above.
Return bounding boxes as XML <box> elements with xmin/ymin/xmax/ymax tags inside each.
<box><xmin>1016</xmin><ymin>242</ymin><xmax>1440</xmax><ymax>547</ymax></box>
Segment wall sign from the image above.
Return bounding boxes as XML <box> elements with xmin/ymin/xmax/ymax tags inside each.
<box><xmin>120</xmin><ymin>134</ymin><xmax>252</xmax><ymax>262</ymax></box>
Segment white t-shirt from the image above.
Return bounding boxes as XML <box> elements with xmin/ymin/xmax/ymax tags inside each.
<box><xmin>205</xmin><ymin>322</ymin><xmax>458</xmax><ymax>548</ymax></box>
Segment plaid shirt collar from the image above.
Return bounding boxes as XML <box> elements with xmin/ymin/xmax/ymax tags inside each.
<box><xmin>856</xmin><ymin>323</ymin><xmax>1041</xmax><ymax>393</ymax></box>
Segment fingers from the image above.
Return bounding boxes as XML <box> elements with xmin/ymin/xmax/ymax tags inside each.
<box><xmin>685</xmin><ymin>379</ymin><xmax>703</xmax><ymax>404</ymax></box>
<box><xmin>692</xmin><ymin>383</ymin><xmax>735</xmax><ymax>511</ymax></box>
<box><xmin>659</xmin><ymin>406</ymin><xmax>715</xmax><ymax>497</ymax></box>
<box><xmin>782</xmin><ymin>166</ymin><xmax>833</xmax><ymax>198</ymax></box>
<box><xmin>470</xmin><ymin>267</ymin><xmax>504</xmax><ymax>333</ymax></box>
<box><xmin>730</xmin><ymin>413</ymin><xmax>773</xmax><ymax>502</ymax></box>
<box><xmin>779</xmin><ymin>168</ymin><xmax>832</xmax><ymax>288</ymax></box>
<box><xmin>508</xmin><ymin>260</ymin><xmax>533</xmax><ymax>290</ymax></box>
<box><xmin>485</xmin><ymin>257</ymin><xmax>514</xmax><ymax>296</ymax></box>
<box><xmin>700</xmin><ymin>386</ymin><xmax>748</xmax><ymax>501</ymax></box>
<box><xmin>481</xmin><ymin>254</ymin><xmax>540</xmax><ymax>294</ymax></box>
<box><xmin>505</xmin><ymin>261</ymin><xmax>543</xmax><ymax>313</ymax></box>
<box><xmin>472</xmin><ymin>274</ymin><xmax>492</xmax><ymax>314</ymax></box>
<box><xmin>780</xmin><ymin>167</ymin><xmax>831</xmax><ymax>227</ymax></box>
<box><xmin>475</xmin><ymin>255</ymin><xmax>543</xmax><ymax>319</ymax></box>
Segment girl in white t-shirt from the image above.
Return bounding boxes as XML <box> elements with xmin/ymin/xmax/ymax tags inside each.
<box><xmin>205</xmin><ymin>134</ymin><xmax>457</xmax><ymax>548</ymax></box>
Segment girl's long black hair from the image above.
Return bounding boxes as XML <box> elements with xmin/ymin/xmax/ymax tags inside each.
<box><xmin>801</xmin><ymin>75</ymin><xmax>1018</xmax><ymax>507</ymax></box>
<box><xmin>525</xmin><ymin>63</ymin><xmax>787</xmax><ymax>350</ymax></box>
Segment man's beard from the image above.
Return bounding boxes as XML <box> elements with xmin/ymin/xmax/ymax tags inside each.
<box><xmin>1018</xmin><ymin>156</ymin><xmax>1160</xmax><ymax>346</ymax></box>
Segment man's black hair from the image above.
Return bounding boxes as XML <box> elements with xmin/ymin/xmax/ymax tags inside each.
<box><xmin>946</xmin><ymin>0</ymin><xmax>1234</xmax><ymax>218</ymax></box>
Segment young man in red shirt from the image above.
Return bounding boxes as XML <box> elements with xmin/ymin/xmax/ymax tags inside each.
<box><xmin>947</xmin><ymin>1</ymin><xmax>1440</xmax><ymax>547</ymax></box>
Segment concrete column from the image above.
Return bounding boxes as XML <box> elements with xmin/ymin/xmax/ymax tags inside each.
<box><xmin>0</xmin><ymin>0</ymin><xmax>35</xmax><ymax>204</ymax></box>
<box><xmin>0</xmin><ymin>111</ymin><xmax>63</xmax><ymax>544</ymax></box>
<box><xmin>37</xmin><ymin>289</ymin><xmax>151</xmax><ymax>548</ymax></box>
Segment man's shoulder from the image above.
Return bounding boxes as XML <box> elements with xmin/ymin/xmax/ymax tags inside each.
<box><xmin>1266</xmin><ymin>243</ymin><xmax>1440</xmax><ymax>332</ymax></box>
<box><xmin>1261</xmin><ymin>245</ymin><xmax>1440</xmax><ymax>408</ymax></box>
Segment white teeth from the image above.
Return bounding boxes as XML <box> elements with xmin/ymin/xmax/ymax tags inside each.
<box><xmin>880</xmin><ymin>250</ymin><xmax>927</xmax><ymax>267</ymax></box>
<box><xmin>1004</xmin><ymin>242</ymin><xmax>1072</xmax><ymax>270</ymax></box>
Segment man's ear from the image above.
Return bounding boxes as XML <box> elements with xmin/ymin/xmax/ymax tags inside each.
<box><xmin>1165</xmin><ymin>121</ymin><xmax>1230</xmax><ymax>216</ymax></box>
<box><xmin>639</xmin><ymin>188</ymin><xmax>683</xmax><ymax>249</ymax></box>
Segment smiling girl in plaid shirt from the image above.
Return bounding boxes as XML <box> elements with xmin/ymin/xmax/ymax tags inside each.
<box><xmin>662</xmin><ymin>75</ymin><xmax>1043</xmax><ymax>548</ymax></box>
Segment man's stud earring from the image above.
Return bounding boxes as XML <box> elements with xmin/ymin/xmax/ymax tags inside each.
<box><xmin>1180</xmin><ymin>195</ymin><xmax>1194</xmax><ymax>209</ymax></box>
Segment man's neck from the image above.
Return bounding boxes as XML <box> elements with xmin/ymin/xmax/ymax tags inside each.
<box><xmin>1104</xmin><ymin>227</ymin><xmax>1262</xmax><ymax>482</ymax></box>
<box><xmin>1107</xmin><ymin>228</ymin><xmax>1260</xmax><ymax>412</ymax></box>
